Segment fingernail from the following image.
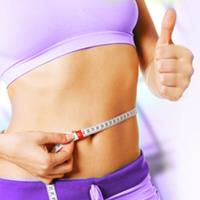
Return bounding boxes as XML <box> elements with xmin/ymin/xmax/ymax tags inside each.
<box><xmin>66</xmin><ymin>134</ymin><xmax>74</xmax><ymax>141</ymax></box>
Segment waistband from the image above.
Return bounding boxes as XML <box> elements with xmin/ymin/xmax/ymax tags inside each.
<box><xmin>0</xmin><ymin>150</ymin><xmax>149</xmax><ymax>200</ymax></box>
<box><xmin>43</xmin><ymin>150</ymin><xmax>149</xmax><ymax>200</ymax></box>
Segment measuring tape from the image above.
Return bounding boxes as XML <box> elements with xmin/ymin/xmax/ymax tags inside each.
<box><xmin>1</xmin><ymin>108</ymin><xmax>137</xmax><ymax>199</ymax></box>
<box><xmin>46</xmin><ymin>183</ymin><xmax>58</xmax><ymax>200</ymax></box>
<box><xmin>51</xmin><ymin>107</ymin><xmax>137</xmax><ymax>153</ymax></box>
<box><xmin>46</xmin><ymin>107</ymin><xmax>137</xmax><ymax>200</ymax></box>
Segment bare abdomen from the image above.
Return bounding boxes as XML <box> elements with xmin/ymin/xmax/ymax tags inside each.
<box><xmin>0</xmin><ymin>44</ymin><xmax>140</xmax><ymax>180</ymax></box>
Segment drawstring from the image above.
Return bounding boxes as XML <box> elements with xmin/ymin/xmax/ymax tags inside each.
<box><xmin>89</xmin><ymin>184</ymin><xmax>104</xmax><ymax>200</ymax></box>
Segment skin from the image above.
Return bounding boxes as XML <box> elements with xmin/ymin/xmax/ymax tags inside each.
<box><xmin>0</xmin><ymin>0</ymin><xmax>194</xmax><ymax>184</ymax></box>
<box><xmin>142</xmin><ymin>8</ymin><xmax>194</xmax><ymax>100</ymax></box>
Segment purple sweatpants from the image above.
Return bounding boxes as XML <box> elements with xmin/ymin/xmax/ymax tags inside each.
<box><xmin>0</xmin><ymin>150</ymin><xmax>160</xmax><ymax>200</ymax></box>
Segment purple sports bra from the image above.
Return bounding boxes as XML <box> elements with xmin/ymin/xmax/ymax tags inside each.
<box><xmin>0</xmin><ymin>0</ymin><xmax>139</xmax><ymax>89</ymax></box>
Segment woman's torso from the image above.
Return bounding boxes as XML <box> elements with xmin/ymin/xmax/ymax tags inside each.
<box><xmin>0</xmin><ymin>43</ymin><xmax>140</xmax><ymax>180</ymax></box>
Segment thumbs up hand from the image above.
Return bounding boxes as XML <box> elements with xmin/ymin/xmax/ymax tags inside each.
<box><xmin>144</xmin><ymin>8</ymin><xmax>194</xmax><ymax>101</ymax></box>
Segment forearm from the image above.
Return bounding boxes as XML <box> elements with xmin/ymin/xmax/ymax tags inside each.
<box><xmin>134</xmin><ymin>1</ymin><xmax>164</xmax><ymax>98</ymax></box>
<box><xmin>134</xmin><ymin>0</ymin><xmax>158</xmax><ymax>77</ymax></box>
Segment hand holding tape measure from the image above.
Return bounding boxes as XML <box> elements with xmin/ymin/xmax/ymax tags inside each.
<box><xmin>1</xmin><ymin>130</ymin><xmax>74</xmax><ymax>184</ymax></box>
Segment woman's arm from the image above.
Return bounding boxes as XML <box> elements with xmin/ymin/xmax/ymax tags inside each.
<box><xmin>134</xmin><ymin>0</ymin><xmax>194</xmax><ymax>101</ymax></box>
<box><xmin>134</xmin><ymin>0</ymin><xmax>158</xmax><ymax>74</ymax></box>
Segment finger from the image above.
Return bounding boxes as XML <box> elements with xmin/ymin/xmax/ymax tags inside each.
<box><xmin>48</xmin><ymin>142</ymin><xmax>74</xmax><ymax>167</ymax></box>
<box><xmin>48</xmin><ymin>157</ymin><xmax>73</xmax><ymax>175</ymax></box>
<box><xmin>155</xmin><ymin>45</ymin><xmax>193</xmax><ymax>60</ymax></box>
<box><xmin>39</xmin><ymin>177</ymin><xmax>53</xmax><ymax>184</ymax></box>
<box><xmin>159</xmin><ymin>85</ymin><xmax>183</xmax><ymax>101</ymax></box>
<box><xmin>42</xmin><ymin>173</ymin><xmax>65</xmax><ymax>179</ymax></box>
<box><xmin>156</xmin><ymin>59</ymin><xmax>179</xmax><ymax>73</ymax></box>
<box><xmin>159</xmin><ymin>73</ymin><xmax>188</xmax><ymax>88</ymax></box>
<box><xmin>37</xmin><ymin>131</ymin><xmax>74</xmax><ymax>144</ymax></box>
<box><xmin>39</xmin><ymin>174</ymin><xmax>64</xmax><ymax>184</ymax></box>
<box><xmin>156</xmin><ymin>58</ymin><xmax>194</xmax><ymax>76</ymax></box>
<box><xmin>157</xmin><ymin>8</ymin><xmax>176</xmax><ymax>46</ymax></box>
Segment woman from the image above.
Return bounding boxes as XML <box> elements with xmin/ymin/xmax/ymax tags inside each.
<box><xmin>0</xmin><ymin>0</ymin><xmax>194</xmax><ymax>199</ymax></box>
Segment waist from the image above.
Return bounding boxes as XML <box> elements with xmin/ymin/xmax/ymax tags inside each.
<box><xmin>0</xmin><ymin>108</ymin><xmax>140</xmax><ymax>180</ymax></box>
<box><xmin>2</xmin><ymin>44</ymin><xmax>140</xmax><ymax>179</ymax></box>
<box><xmin>0</xmin><ymin>150</ymin><xmax>149</xmax><ymax>200</ymax></box>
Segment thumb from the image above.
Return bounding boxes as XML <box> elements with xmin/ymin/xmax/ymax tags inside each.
<box><xmin>157</xmin><ymin>8</ymin><xmax>177</xmax><ymax>47</ymax></box>
<box><xmin>37</xmin><ymin>131</ymin><xmax>74</xmax><ymax>144</ymax></box>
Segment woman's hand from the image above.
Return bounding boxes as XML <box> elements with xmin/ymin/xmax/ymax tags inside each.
<box><xmin>144</xmin><ymin>8</ymin><xmax>194</xmax><ymax>101</ymax></box>
<box><xmin>1</xmin><ymin>130</ymin><xmax>75</xmax><ymax>184</ymax></box>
